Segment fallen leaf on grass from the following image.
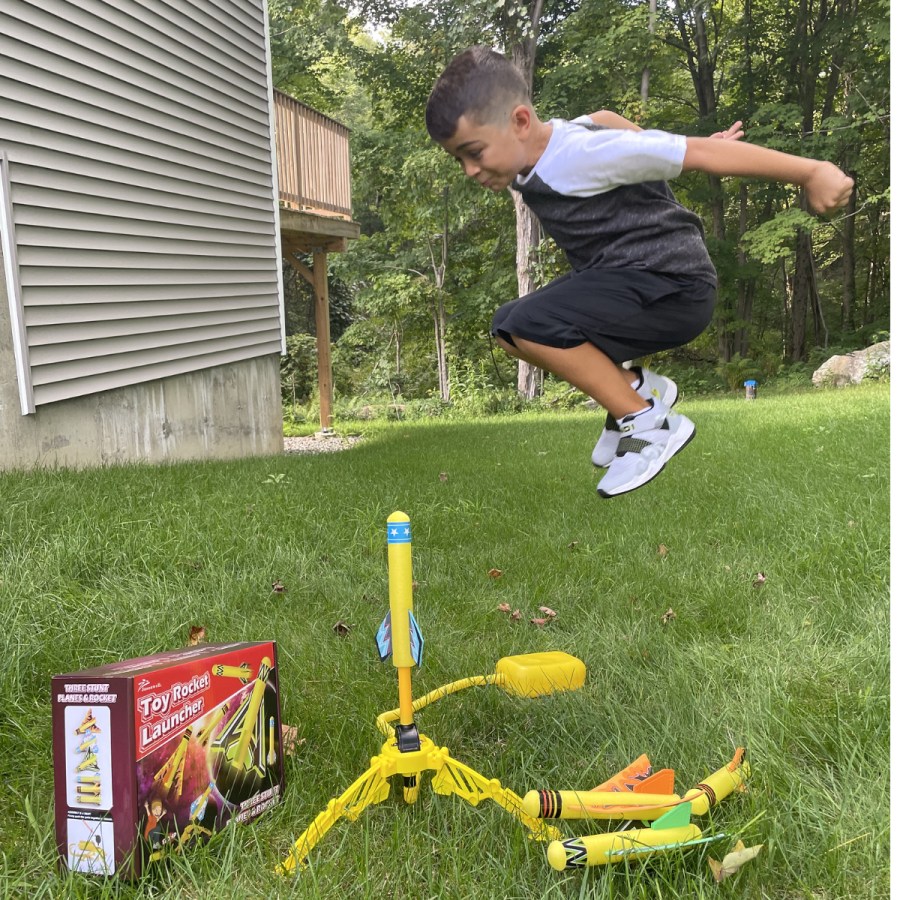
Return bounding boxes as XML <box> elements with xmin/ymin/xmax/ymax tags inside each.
<box><xmin>272</xmin><ymin>580</ymin><xmax>286</xmax><ymax>593</ymax></box>
<box><xmin>530</xmin><ymin>617</ymin><xmax>550</xmax><ymax>627</ymax></box>
<box><xmin>187</xmin><ymin>625</ymin><xmax>206</xmax><ymax>646</ymax></box>
<box><xmin>751</xmin><ymin>572</ymin><xmax>767</xmax><ymax>588</ymax></box>
<box><xmin>538</xmin><ymin>606</ymin><xmax>557</xmax><ymax>618</ymax></box>
<box><xmin>281</xmin><ymin>724</ymin><xmax>305</xmax><ymax>757</ymax></box>
<box><xmin>488</xmin><ymin>568</ymin><xmax>503</xmax><ymax>579</ymax></box>
<box><xmin>661</xmin><ymin>607</ymin><xmax>676</xmax><ymax>625</ymax></box>
<box><xmin>510</xmin><ymin>609</ymin><xmax>523</xmax><ymax>621</ymax></box>
<box><xmin>658</xmin><ymin>544</ymin><xmax>669</xmax><ymax>557</ymax></box>
<box><xmin>496</xmin><ymin>603</ymin><xmax>512</xmax><ymax>613</ymax></box>
<box><xmin>708</xmin><ymin>840</ymin><xmax>763</xmax><ymax>882</ymax></box>
<box><xmin>333</xmin><ymin>620</ymin><xmax>352</xmax><ymax>637</ymax></box>
<box><xmin>567</xmin><ymin>541</ymin><xmax>580</xmax><ymax>550</ymax></box>
<box><xmin>439</xmin><ymin>472</ymin><xmax>449</xmax><ymax>482</ymax></box>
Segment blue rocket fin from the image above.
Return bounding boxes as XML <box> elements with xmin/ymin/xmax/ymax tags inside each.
<box><xmin>375</xmin><ymin>611</ymin><xmax>392</xmax><ymax>661</ymax></box>
<box><xmin>408</xmin><ymin>611</ymin><xmax>424</xmax><ymax>666</ymax></box>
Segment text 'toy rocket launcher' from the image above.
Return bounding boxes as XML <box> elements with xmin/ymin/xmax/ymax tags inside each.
<box><xmin>279</xmin><ymin>512</ymin><xmax>588</xmax><ymax>874</ymax></box>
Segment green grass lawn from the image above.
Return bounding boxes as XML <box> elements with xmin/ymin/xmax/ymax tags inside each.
<box><xmin>0</xmin><ymin>384</ymin><xmax>888</xmax><ymax>899</ymax></box>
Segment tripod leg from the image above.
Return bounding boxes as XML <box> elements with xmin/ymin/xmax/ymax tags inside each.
<box><xmin>430</xmin><ymin>753</ymin><xmax>561</xmax><ymax>842</ymax></box>
<box><xmin>279</xmin><ymin>758</ymin><xmax>392</xmax><ymax>873</ymax></box>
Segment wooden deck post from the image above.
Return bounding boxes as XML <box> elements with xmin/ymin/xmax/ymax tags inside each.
<box><xmin>312</xmin><ymin>248</ymin><xmax>333</xmax><ymax>432</ymax></box>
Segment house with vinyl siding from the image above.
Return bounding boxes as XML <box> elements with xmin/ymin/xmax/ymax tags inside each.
<box><xmin>0</xmin><ymin>0</ymin><xmax>357</xmax><ymax>470</ymax></box>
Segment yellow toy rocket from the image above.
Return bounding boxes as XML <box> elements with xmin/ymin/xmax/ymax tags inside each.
<box><xmin>212</xmin><ymin>658</ymin><xmax>272</xmax><ymax>776</ymax></box>
<box><xmin>153</xmin><ymin>726</ymin><xmax>193</xmax><ymax>798</ymax></box>
<box><xmin>547</xmin><ymin>803</ymin><xmax>702</xmax><ymax>870</ymax></box>
<box><xmin>531</xmin><ymin>749</ymin><xmax>750</xmax><ymax>870</ymax></box>
<box><xmin>196</xmin><ymin>703</ymin><xmax>230</xmax><ymax>748</ymax></box>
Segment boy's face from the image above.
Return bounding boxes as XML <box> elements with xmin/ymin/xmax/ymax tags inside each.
<box><xmin>440</xmin><ymin>109</ymin><xmax>530</xmax><ymax>192</ymax></box>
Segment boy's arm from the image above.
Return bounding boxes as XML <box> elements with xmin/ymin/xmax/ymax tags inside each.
<box><xmin>586</xmin><ymin>111</ymin><xmax>745</xmax><ymax>141</ymax></box>
<box><xmin>682</xmin><ymin>137</ymin><xmax>853</xmax><ymax>214</ymax></box>
<box><xmin>586</xmin><ymin>110</ymin><xmax>642</xmax><ymax>131</ymax></box>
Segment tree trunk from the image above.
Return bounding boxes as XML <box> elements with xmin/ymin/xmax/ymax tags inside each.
<box><xmin>509</xmin><ymin>16</ymin><xmax>544</xmax><ymax>399</ymax></box>
<box><xmin>672</xmin><ymin>2</ymin><xmax>729</xmax><ymax>358</ymax></box>
<box><xmin>511</xmin><ymin>191</ymin><xmax>542</xmax><ymax>397</ymax></box>
<box><xmin>429</xmin><ymin>189</ymin><xmax>450</xmax><ymax>401</ymax></box>
<box><xmin>734</xmin><ymin>183</ymin><xmax>754</xmax><ymax>357</ymax></box>
<box><xmin>841</xmin><ymin>176</ymin><xmax>857</xmax><ymax>331</ymax></box>
<box><xmin>640</xmin><ymin>0</ymin><xmax>658</xmax><ymax>106</ymax></box>
<box><xmin>790</xmin><ymin>222</ymin><xmax>814</xmax><ymax>362</ymax></box>
<box><xmin>433</xmin><ymin>300</ymin><xmax>449</xmax><ymax>401</ymax></box>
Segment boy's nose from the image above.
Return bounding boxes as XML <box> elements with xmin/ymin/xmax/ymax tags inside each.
<box><xmin>462</xmin><ymin>159</ymin><xmax>481</xmax><ymax>178</ymax></box>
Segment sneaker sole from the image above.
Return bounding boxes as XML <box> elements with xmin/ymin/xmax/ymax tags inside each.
<box><xmin>591</xmin><ymin>378</ymin><xmax>680</xmax><ymax>469</ymax></box>
<box><xmin>596</xmin><ymin>418</ymin><xmax>695</xmax><ymax>499</ymax></box>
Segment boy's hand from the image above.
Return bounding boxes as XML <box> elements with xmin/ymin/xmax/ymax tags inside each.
<box><xmin>804</xmin><ymin>161</ymin><xmax>854</xmax><ymax>215</ymax></box>
<box><xmin>710</xmin><ymin>121</ymin><xmax>744</xmax><ymax>141</ymax></box>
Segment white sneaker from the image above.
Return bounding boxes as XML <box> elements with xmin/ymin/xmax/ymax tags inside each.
<box><xmin>596</xmin><ymin>400</ymin><xmax>695</xmax><ymax>498</ymax></box>
<box><xmin>591</xmin><ymin>367</ymin><xmax>679</xmax><ymax>467</ymax></box>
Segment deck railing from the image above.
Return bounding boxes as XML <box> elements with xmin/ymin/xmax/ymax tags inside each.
<box><xmin>273</xmin><ymin>90</ymin><xmax>352</xmax><ymax>219</ymax></box>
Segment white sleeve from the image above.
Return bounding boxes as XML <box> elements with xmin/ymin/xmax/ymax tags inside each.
<box><xmin>543</xmin><ymin>124</ymin><xmax>687</xmax><ymax>197</ymax></box>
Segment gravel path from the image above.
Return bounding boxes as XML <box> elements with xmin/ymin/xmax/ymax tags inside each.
<box><xmin>283</xmin><ymin>433</ymin><xmax>363</xmax><ymax>455</ymax></box>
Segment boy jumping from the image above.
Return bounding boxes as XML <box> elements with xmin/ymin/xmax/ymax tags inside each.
<box><xmin>425</xmin><ymin>46</ymin><xmax>853</xmax><ymax>498</ymax></box>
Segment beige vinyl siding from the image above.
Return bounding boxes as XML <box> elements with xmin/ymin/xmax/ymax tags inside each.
<box><xmin>0</xmin><ymin>0</ymin><xmax>283</xmax><ymax>409</ymax></box>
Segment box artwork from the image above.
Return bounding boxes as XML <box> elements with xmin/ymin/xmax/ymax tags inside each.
<box><xmin>52</xmin><ymin>641</ymin><xmax>284</xmax><ymax>878</ymax></box>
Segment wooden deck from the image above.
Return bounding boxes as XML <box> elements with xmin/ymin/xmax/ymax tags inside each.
<box><xmin>273</xmin><ymin>90</ymin><xmax>359</xmax><ymax>431</ymax></box>
<box><xmin>274</xmin><ymin>90</ymin><xmax>358</xmax><ymax>240</ymax></box>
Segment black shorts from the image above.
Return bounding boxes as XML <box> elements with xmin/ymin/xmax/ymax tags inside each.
<box><xmin>491</xmin><ymin>268</ymin><xmax>717</xmax><ymax>364</ymax></box>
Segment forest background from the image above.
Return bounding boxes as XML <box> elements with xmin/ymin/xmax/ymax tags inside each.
<box><xmin>267</xmin><ymin>0</ymin><xmax>890</xmax><ymax>420</ymax></box>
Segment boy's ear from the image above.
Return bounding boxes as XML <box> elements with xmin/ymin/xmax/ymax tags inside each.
<box><xmin>511</xmin><ymin>104</ymin><xmax>533</xmax><ymax>135</ymax></box>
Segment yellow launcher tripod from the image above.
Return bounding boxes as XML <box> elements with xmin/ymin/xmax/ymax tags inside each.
<box><xmin>279</xmin><ymin>512</ymin><xmax>585</xmax><ymax>874</ymax></box>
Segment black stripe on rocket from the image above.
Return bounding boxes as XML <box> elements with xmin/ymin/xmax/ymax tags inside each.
<box><xmin>539</xmin><ymin>789</ymin><xmax>562</xmax><ymax>818</ymax></box>
<box><xmin>562</xmin><ymin>838</ymin><xmax>588</xmax><ymax>868</ymax></box>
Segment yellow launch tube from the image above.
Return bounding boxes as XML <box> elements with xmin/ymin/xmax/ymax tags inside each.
<box><xmin>547</xmin><ymin>824</ymin><xmax>702</xmax><ymax>870</ymax></box>
<box><xmin>387</xmin><ymin>512</ymin><xmax>414</xmax><ymax>726</ymax></box>
<box><xmin>387</xmin><ymin>513</ymin><xmax>414</xmax><ymax>669</ymax></box>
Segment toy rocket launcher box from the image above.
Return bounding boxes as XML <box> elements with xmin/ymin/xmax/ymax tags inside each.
<box><xmin>51</xmin><ymin>641</ymin><xmax>284</xmax><ymax>878</ymax></box>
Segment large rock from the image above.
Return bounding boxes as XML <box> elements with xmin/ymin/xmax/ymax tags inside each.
<box><xmin>812</xmin><ymin>341</ymin><xmax>890</xmax><ymax>388</ymax></box>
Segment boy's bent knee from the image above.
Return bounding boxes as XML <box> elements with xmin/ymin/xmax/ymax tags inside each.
<box><xmin>494</xmin><ymin>334</ymin><xmax>518</xmax><ymax>354</ymax></box>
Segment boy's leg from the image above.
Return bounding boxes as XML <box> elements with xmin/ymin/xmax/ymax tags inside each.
<box><xmin>498</xmin><ymin>335</ymin><xmax>648</xmax><ymax>419</ymax></box>
<box><xmin>498</xmin><ymin>333</ymin><xmax>694</xmax><ymax>499</ymax></box>
<box><xmin>492</xmin><ymin>269</ymin><xmax>714</xmax><ymax>496</ymax></box>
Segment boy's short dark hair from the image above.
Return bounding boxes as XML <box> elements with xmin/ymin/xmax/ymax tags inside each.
<box><xmin>425</xmin><ymin>46</ymin><xmax>529</xmax><ymax>141</ymax></box>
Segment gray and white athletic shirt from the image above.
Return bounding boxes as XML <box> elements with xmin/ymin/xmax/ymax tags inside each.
<box><xmin>510</xmin><ymin>117</ymin><xmax>717</xmax><ymax>286</ymax></box>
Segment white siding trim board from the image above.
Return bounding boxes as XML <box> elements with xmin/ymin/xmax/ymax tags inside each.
<box><xmin>0</xmin><ymin>152</ymin><xmax>34</xmax><ymax>414</ymax></box>
<box><xmin>261</xmin><ymin>0</ymin><xmax>286</xmax><ymax>354</ymax></box>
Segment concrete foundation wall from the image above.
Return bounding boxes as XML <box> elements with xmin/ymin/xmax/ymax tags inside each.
<box><xmin>0</xmin><ymin>299</ymin><xmax>284</xmax><ymax>471</ymax></box>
